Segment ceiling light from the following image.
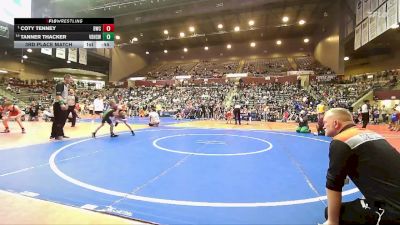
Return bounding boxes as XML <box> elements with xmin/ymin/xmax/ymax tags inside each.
<box><xmin>22</xmin><ymin>55</ymin><xmax>28</xmax><ymax>59</ymax></box>
<box><xmin>164</xmin><ymin>50</ymin><xmax>168</xmax><ymax>53</ymax></box>
<box><xmin>204</xmin><ymin>46</ymin><xmax>209</xmax><ymax>50</ymax></box>
<box><xmin>132</xmin><ymin>37</ymin><xmax>138</xmax><ymax>42</ymax></box>
<box><xmin>248</xmin><ymin>20</ymin><xmax>255</xmax><ymax>26</ymax></box>
<box><xmin>282</xmin><ymin>16</ymin><xmax>289</xmax><ymax>22</ymax></box>
<box><xmin>27</xmin><ymin>48</ymin><xmax>32</xmax><ymax>53</ymax></box>
<box><xmin>189</xmin><ymin>26</ymin><xmax>195</xmax><ymax>32</ymax></box>
<box><xmin>250</xmin><ymin>42</ymin><xmax>256</xmax><ymax>47</ymax></box>
<box><xmin>276</xmin><ymin>40</ymin><xmax>282</xmax><ymax>45</ymax></box>
<box><xmin>227</xmin><ymin>44</ymin><xmax>232</xmax><ymax>49</ymax></box>
<box><xmin>146</xmin><ymin>51</ymin><xmax>150</xmax><ymax>55</ymax></box>
<box><xmin>234</xmin><ymin>26</ymin><xmax>240</xmax><ymax>32</ymax></box>
<box><xmin>217</xmin><ymin>24</ymin><xmax>223</xmax><ymax>29</ymax></box>
<box><xmin>163</xmin><ymin>29</ymin><xmax>169</xmax><ymax>35</ymax></box>
<box><xmin>183</xmin><ymin>47</ymin><xmax>188</xmax><ymax>52</ymax></box>
<box><xmin>344</xmin><ymin>56</ymin><xmax>349</xmax><ymax>61</ymax></box>
<box><xmin>0</xmin><ymin>70</ymin><xmax>8</xmax><ymax>74</ymax></box>
<box><xmin>303</xmin><ymin>38</ymin><xmax>309</xmax><ymax>43</ymax></box>
<box><xmin>299</xmin><ymin>19</ymin><xmax>306</xmax><ymax>25</ymax></box>
<box><xmin>180</xmin><ymin>32</ymin><xmax>185</xmax><ymax>37</ymax></box>
<box><xmin>116</xmin><ymin>35</ymin><xmax>120</xmax><ymax>40</ymax></box>
<box><xmin>67</xmin><ymin>60</ymin><xmax>71</xmax><ymax>63</ymax></box>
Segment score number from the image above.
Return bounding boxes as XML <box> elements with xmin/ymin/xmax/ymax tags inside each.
<box><xmin>102</xmin><ymin>24</ymin><xmax>114</xmax><ymax>32</ymax></box>
<box><xmin>102</xmin><ymin>32</ymin><xmax>114</xmax><ymax>41</ymax></box>
<box><xmin>102</xmin><ymin>24</ymin><xmax>114</xmax><ymax>41</ymax></box>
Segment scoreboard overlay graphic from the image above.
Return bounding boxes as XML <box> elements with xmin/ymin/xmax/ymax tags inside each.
<box><xmin>13</xmin><ymin>18</ymin><xmax>114</xmax><ymax>48</ymax></box>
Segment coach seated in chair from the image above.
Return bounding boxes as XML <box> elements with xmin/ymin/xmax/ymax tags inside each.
<box><xmin>296</xmin><ymin>110</ymin><xmax>311</xmax><ymax>133</ymax></box>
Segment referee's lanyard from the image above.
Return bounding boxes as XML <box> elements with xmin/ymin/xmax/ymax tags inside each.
<box><xmin>361</xmin><ymin>199</ymin><xmax>385</xmax><ymax>225</ymax></box>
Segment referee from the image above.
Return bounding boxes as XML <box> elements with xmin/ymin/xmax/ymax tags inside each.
<box><xmin>50</xmin><ymin>74</ymin><xmax>73</xmax><ymax>140</ymax></box>
<box><xmin>233</xmin><ymin>103</ymin><xmax>241</xmax><ymax>125</ymax></box>
<box><xmin>322</xmin><ymin>108</ymin><xmax>400</xmax><ymax>225</ymax></box>
<box><xmin>361</xmin><ymin>100</ymin><xmax>370</xmax><ymax>128</ymax></box>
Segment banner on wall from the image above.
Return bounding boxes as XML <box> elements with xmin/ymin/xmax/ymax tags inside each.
<box><xmin>363</xmin><ymin>0</ymin><xmax>371</xmax><ymax>20</ymax></box>
<box><xmin>0</xmin><ymin>22</ymin><xmax>9</xmax><ymax>38</ymax></box>
<box><xmin>79</xmin><ymin>48</ymin><xmax>87</xmax><ymax>65</ymax></box>
<box><xmin>316</xmin><ymin>75</ymin><xmax>337</xmax><ymax>82</ymax></box>
<box><xmin>355</xmin><ymin>24</ymin><xmax>362</xmax><ymax>50</ymax></box>
<box><xmin>377</xmin><ymin>2</ymin><xmax>388</xmax><ymax>35</ymax></box>
<box><xmin>356</xmin><ymin>0</ymin><xmax>363</xmax><ymax>25</ymax></box>
<box><xmin>287</xmin><ymin>71</ymin><xmax>315</xmax><ymax>75</ymax></box>
<box><xmin>371</xmin><ymin>0</ymin><xmax>379</xmax><ymax>11</ymax></box>
<box><xmin>361</xmin><ymin>19</ymin><xmax>369</xmax><ymax>46</ymax></box>
<box><xmin>387</xmin><ymin>0</ymin><xmax>398</xmax><ymax>28</ymax></box>
<box><xmin>68</xmin><ymin>48</ymin><xmax>77</xmax><ymax>62</ymax></box>
<box><xmin>55</xmin><ymin>48</ymin><xmax>65</xmax><ymax>59</ymax></box>
<box><xmin>369</xmin><ymin>12</ymin><xmax>378</xmax><ymax>40</ymax></box>
<box><xmin>40</xmin><ymin>48</ymin><xmax>52</xmax><ymax>56</ymax></box>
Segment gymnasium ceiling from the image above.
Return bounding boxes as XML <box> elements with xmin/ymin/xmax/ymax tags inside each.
<box><xmin>34</xmin><ymin>0</ymin><xmax>337</xmax><ymax>52</ymax></box>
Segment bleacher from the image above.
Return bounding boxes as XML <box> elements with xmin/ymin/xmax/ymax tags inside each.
<box><xmin>293</xmin><ymin>56</ymin><xmax>332</xmax><ymax>75</ymax></box>
<box><xmin>242</xmin><ymin>58</ymin><xmax>291</xmax><ymax>75</ymax></box>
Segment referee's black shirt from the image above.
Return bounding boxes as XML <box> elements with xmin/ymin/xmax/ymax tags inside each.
<box><xmin>326</xmin><ymin>125</ymin><xmax>400</xmax><ymax>211</ymax></box>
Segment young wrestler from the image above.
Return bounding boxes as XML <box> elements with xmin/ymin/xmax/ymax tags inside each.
<box><xmin>1</xmin><ymin>101</ymin><xmax>26</xmax><ymax>133</ymax></box>
<box><xmin>114</xmin><ymin>107</ymin><xmax>135</xmax><ymax>136</ymax></box>
<box><xmin>314</xmin><ymin>113</ymin><xmax>326</xmax><ymax>136</ymax></box>
<box><xmin>225</xmin><ymin>108</ymin><xmax>233</xmax><ymax>124</ymax></box>
<box><xmin>0</xmin><ymin>104</ymin><xmax>3</xmax><ymax>124</ymax></box>
<box><xmin>92</xmin><ymin>100</ymin><xmax>134</xmax><ymax>138</ymax></box>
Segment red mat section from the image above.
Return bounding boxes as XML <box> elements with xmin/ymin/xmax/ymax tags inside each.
<box><xmin>363</xmin><ymin>124</ymin><xmax>400</xmax><ymax>152</ymax></box>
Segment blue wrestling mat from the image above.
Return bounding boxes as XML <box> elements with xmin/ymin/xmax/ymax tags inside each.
<box><xmin>0</xmin><ymin>127</ymin><xmax>361</xmax><ymax>224</ymax></box>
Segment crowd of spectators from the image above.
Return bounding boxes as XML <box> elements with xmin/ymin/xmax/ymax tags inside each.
<box><xmin>1</xmin><ymin>67</ymin><xmax>399</xmax><ymax>125</ymax></box>
<box><xmin>134</xmin><ymin>56</ymin><xmax>339</xmax><ymax>80</ymax></box>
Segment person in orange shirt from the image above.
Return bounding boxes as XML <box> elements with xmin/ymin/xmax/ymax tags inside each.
<box><xmin>1</xmin><ymin>101</ymin><xmax>25</xmax><ymax>133</ymax></box>
<box><xmin>139</xmin><ymin>108</ymin><xmax>145</xmax><ymax>117</ymax></box>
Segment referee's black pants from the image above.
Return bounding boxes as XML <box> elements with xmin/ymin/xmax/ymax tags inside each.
<box><xmin>233</xmin><ymin>108</ymin><xmax>241</xmax><ymax>125</ymax></box>
<box><xmin>325</xmin><ymin>198</ymin><xmax>400</xmax><ymax>224</ymax></box>
<box><xmin>51</xmin><ymin>102</ymin><xmax>68</xmax><ymax>138</ymax></box>
<box><xmin>361</xmin><ymin>113</ymin><xmax>369</xmax><ymax>128</ymax></box>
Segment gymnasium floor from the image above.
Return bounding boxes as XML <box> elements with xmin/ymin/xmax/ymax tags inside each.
<box><xmin>0</xmin><ymin>117</ymin><xmax>399</xmax><ymax>224</ymax></box>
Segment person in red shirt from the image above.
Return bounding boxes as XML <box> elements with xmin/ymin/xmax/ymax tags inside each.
<box><xmin>1</xmin><ymin>101</ymin><xmax>25</xmax><ymax>133</ymax></box>
<box><xmin>225</xmin><ymin>108</ymin><xmax>233</xmax><ymax>124</ymax></box>
<box><xmin>0</xmin><ymin>105</ymin><xmax>3</xmax><ymax>121</ymax></box>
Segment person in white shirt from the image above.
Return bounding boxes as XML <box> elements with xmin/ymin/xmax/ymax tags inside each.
<box><xmin>361</xmin><ymin>100</ymin><xmax>370</xmax><ymax>128</ymax></box>
<box><xmin>148</xmin><ymin>107</ymin><xmax>160</xmax><ymax>127</ymax></box>
<box><xmin>66</xmin><ymin>89</ymin><xmax>78</xmax><ymax>127</ymax></box>
<box><xmin>93</xmin><ymin>95</ymin><xmax>104</xmax><ymax>119</ymax></box>
<box><xmin>263</xmin><ymin>105</ymin><xmax>269</xmax><ymax>122</ymax></box>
